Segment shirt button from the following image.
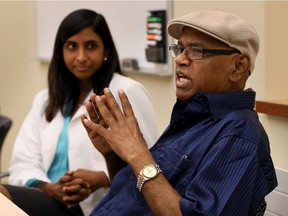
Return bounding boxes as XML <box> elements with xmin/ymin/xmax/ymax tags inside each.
<box><xmin>105</xmin><ymin>203</ymin><xmax>112</xmax><ymax>209</ymax></box>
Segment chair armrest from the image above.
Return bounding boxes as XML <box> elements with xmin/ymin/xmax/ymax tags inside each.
<box><xmin>0</xmin><ymin>172</ymin><xmax>9</xmax><ymax>179</ymax></box>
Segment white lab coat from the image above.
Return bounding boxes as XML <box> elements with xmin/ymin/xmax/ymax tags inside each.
<box><xmin>8</xmin><ymin>73</ymin><xmax>159</xmax><ymax>216</ymax></box>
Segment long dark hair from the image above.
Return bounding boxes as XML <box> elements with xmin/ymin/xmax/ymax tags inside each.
<box><xmin>45</xmin><ymin>9</ymin><xmax>122</xmax><ymax>122</ymax></box>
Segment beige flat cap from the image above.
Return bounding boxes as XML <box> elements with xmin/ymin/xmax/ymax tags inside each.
<box><xmin>167</xmin><ymin>10</ymin><xmax>259</xmax><ymax>72</ymax></box>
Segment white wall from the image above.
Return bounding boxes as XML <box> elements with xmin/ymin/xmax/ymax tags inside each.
<box><xmin>0</xmin><ymin>2</ymin><xmax>47</xmax><ymax>181</ymax></box>
<box><xmin>262</xmin><ymin>1</ymin><xmax>288</xmax><ymax>168</ymax></box>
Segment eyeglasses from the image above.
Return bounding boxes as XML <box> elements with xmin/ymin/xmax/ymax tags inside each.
<box><xmin>169</xmin><ymin>44</ymin><xmax>240</xmax><ymax>60</ymax></box>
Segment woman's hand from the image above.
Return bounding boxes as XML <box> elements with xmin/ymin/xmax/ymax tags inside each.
<box><xmin>36</xmin><ymin>173</ymin><xmax>91</xmax><ymax>209</ymax></box>
<box><xmin>68</xmin><ymin>169</ymin><xmax>110</xmax><ymax>192</ymax></box>
<box><xmin>59</xmin><ymin>171</ymin><xmax>92</xmax><ymax>208</ymax></box>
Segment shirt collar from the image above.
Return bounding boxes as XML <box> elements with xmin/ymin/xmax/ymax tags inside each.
<box><xmin>173</xmin><ymin>89</ymin><xmax>256</xmax><ymax>122</ymax></box>
<box><xmin>205</xmin><ymin>89</ymin><xmax>256</xmax><ymax>120</ymax></box>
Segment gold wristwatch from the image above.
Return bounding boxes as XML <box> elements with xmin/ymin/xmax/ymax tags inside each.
<box><xmin>136</xmin><ymin>164</ymin><xmax>162</xmax><ymax>192</ymax></box>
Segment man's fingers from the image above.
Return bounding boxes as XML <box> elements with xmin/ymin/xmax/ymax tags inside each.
<box><xmin>97</xmin><ymin>88</ymin><xmax>125</xmax><ymax>126</ymax></box>
<box><xmin>80</xmin><ymin>114</ymin><xmax>91</xmax><ymax>132</ymax></box>
<box><xmin>82</xmin><ymin>118</ymin><xmax>107</xmax><ymax>137</ymax></box>
<box><xmin>94</xmin><ymin>96</ymin><xmax>117</xmax><ymax>128</ymax></box>
<box><xmin>86</xmin><ymin>96</ymin><xmax>100</xmax><ymax>124</ymax></box>
<box><xmin>118</xmin><ymin>89</ymin><xmax>135</xmax><ymax>118</ymax></box>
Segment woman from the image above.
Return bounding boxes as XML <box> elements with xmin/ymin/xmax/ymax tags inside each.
<box><xmin>0</xmin><ymin>9</ymin><xmax>159</xmax><ymax>216</ymax></box>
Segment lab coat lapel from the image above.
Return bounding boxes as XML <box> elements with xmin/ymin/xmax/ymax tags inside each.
<box><xmin>41</xmin><ymin>111</ymin><xmax>63</xmax><ymax>170</ymax></box>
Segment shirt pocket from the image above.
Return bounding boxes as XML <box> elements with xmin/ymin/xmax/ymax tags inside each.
<box><xmin>158</xmin><ymin>148</ymin><xmax>196</xmax><ymax>193</ymax></box>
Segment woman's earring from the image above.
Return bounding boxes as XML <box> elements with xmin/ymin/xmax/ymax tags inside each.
<box><xmin>104</xmin><ymin>57</ymin><xmax>108</xmax><ymax>61</ymax></box>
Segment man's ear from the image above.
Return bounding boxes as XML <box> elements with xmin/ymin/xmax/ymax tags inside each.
<box><xmin>229</xmin><ymin>54</ymin><xmax>250</xmax><ymax>82</ymax></box>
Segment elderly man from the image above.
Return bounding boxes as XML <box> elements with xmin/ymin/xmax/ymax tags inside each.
<box><xmin>81</xmin><ymin>10</ymin><xmax>277</xmax><ymax>216</ymax></box>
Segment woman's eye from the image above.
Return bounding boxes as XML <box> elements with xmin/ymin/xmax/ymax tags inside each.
<box><xmin>87</xmin><ymin>42</ymin><xmax>97</xmax><ymax>49</ymax></box>
<box><xmin>65</xmin><ymin>42</ymin><xmax>76</xmax><ymax>50</ymax></box>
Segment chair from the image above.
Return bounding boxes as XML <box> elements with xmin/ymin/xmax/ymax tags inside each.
<box><xmin>0</xmin><ymin>115</ymin><xmax>12</xmax><ymax>178</ymax></box>
<box><xmin>254</xmin><ymin>199</ymin><xmax>267</xmax><ymax>216</ymax></box>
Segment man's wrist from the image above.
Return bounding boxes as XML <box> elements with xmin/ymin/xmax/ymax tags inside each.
<box><xmin>136</xmin><ymin>164</ymin><xmax>162</xmax><ymax>192</ymax></box>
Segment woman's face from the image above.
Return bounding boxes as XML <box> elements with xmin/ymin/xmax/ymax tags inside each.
<box><xmin>63</xmin><ymin>27</ymin><xmax>108</xmax><ymax>80</ymax></box>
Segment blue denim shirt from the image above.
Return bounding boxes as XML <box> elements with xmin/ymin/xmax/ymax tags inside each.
<box><xmin>90</xmin><ymin>90</ymin><xmax>277</xmax><ymax>216</ymax></box>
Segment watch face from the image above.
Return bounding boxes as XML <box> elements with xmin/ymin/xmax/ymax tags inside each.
<box><xmin>143</xmin><ymin>165</ymin><xmax>157</xmax><ymax>178</ymax></box>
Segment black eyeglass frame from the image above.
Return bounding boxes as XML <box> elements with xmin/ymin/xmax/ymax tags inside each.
<box><xmin>168</xmin><ymin>44</ymin><xmax>241</xmax><ymax>60</ymax></box>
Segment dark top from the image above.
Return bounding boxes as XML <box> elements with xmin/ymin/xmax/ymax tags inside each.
<box><xmin>91</xmin><ymin>90</ymin><xmax>277</xmax><ymax>216</ymax></box>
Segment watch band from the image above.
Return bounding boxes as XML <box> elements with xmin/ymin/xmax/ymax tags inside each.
<box><xmin>136</xmin><ymin>174</ymin><xmax>146</xmax><ymax>192</ymax></box>
<box><xmin>136</xmin><ymin>164</ymin><xmax>162</xmax><ymax>192</ymax></box>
